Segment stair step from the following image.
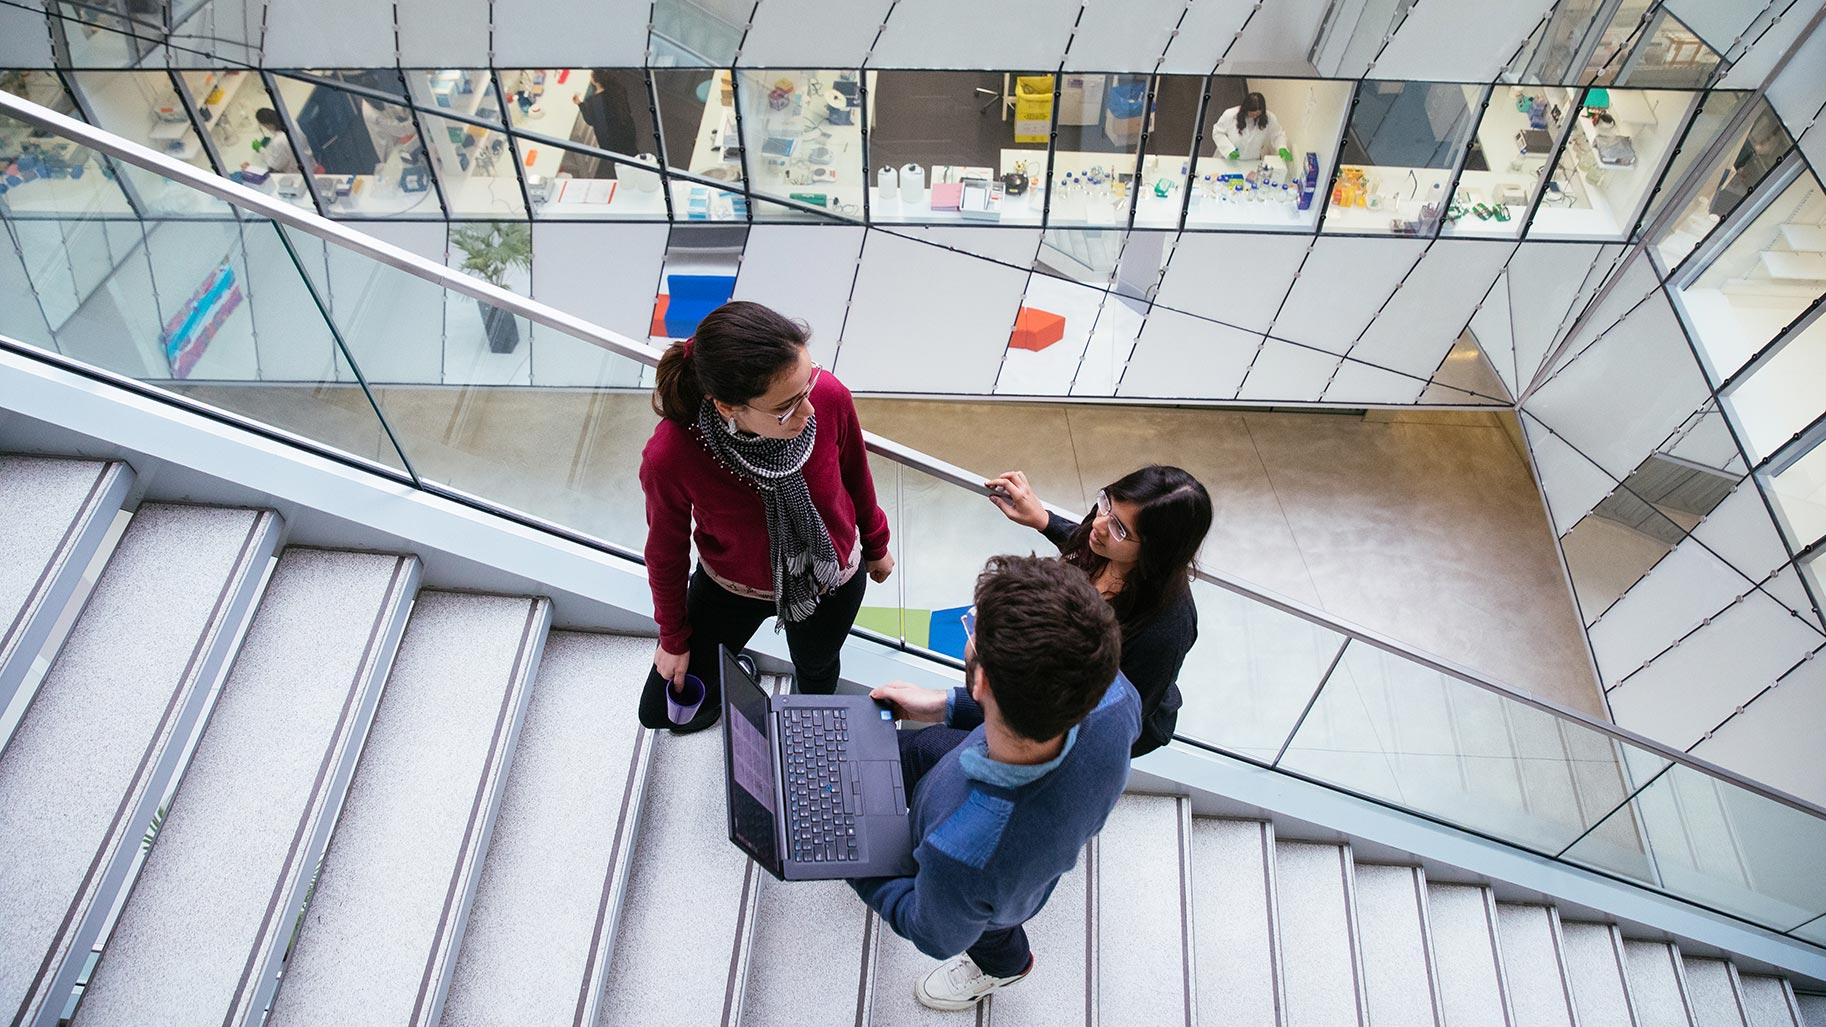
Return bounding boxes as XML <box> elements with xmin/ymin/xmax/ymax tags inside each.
<box><xmin>1683</xmin><ymin>957</ymin><xmax>1749</xmax><ymax>1027</ymax></box>
<box><xmin>1424</xmin><ymin>883</ymin><xmax>1513</xmax><ymax>1027</ymax></box>
<box><xmin>740</xmin><ymin>879</ymin><xmax>873</xmax><ymax>1027</ymax></box>
<box><xmin>69</xmin><ymin>550</ymin><xmax>419</xmax><ymax>1027</ymax></box>
<box><xmin>869</xmin><ymin>921</ymin><xmax>969</xmax><ymax>1026</ymax></box>
<box><xmin>0</xmin><ymin>456</ymin><xmax>133</xmax><ymax>714</ymax></box>
<box><xmin>1495</xmin><ymin>904</ymin><xmax>1577</xmax><ymax>1027</ymax></box>
<box><xmin>1189</xmin><ymin>818</ymin><xmax>1286</xmax><ymax>1027</ymax></box>
<box><xmin>595</xmin><ymin>727</ymin><xmax>759</xmax><ymax>1027</ymax></box>
<box><xmin>440</xmin><ymin>632</ymin><xmax>654</xmax><ymax>1027</ymax></box>
<box><xmin>985</xmin><ymin>843</ymin><xmax>1091</xmax><ymax>1027</ymax></box>
<box><xmin>266</xmin><ymin>592</ymin><xmax>550</xmax><ymax>1027</ymax></box>
<box><xmin>1353</xmin><ymin>864</ymin><xmax>1442</xmax><ymax>1027</ymax></box>
<box><xmin>1739</xmin><ymin>975</ymin><xmax>1804</xmax><ymax>1027</ymax></box>
<box><xmin>0</xmin><ymin>503</ymin><xmax>280</xmax><ymax>1027</ymax></box>
<box><xmin>1624</xmin><ymin>940</ymin><xmax>1699</xmax><ymax>1027</ymax></box>
<box><xmin>1560</xmin><ymin>922</ymin><xmax>1639</xmax><ymax>1027</ymax></box>
<box><xmin>1274</xmin><ymin>841</ymin><xmax>1369</xmax><ymax>1027</ymax></box>
<box><xmin>1095</xmin><ymin>794</ymin><xmax>1193</xmax><ymax>1026</ymax></box>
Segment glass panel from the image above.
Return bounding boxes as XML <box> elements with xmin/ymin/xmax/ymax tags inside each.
<box><xmin>734</xmin><ymin>69</ymin><xmax>865</xmax><ymax>222</ymax></box>
<box><xmin>1529</xmin><ymin>89</ymin><xmax>1698</xmax><ymax>240</ymax></box>
<box><xmin>1794</xmin><ymin>913</ymin><xmax>1826</xmax><ymax>945</ymax></box>
<box><xmin>502</xmin><ymin>69</ymin><xmax>658</xmax><ymax>160</ymax></box>
<box><xmin>651</xmin><ymin>68</ymin><xmax>747</xmax><ymax>221</ymax></box>
<box><xmin>178</xmin><ymin>70</ymin><xmax>314</xmax><ymax>210</ymax></box>
<box><xmin>523</xmin><ymin>140</ymin><xmax>669</xmax><ymax>220</ymax></box>
<box><xmin>271</xmin><ymin>75</ymin><xmax>440</xmax><ymax>218</ymax></box>
<box><xmin>853</xmin><ymin>453</ymin><xmax>908</xmax><ymax>647</ymax></box>
<box><xmin>1187</xmin><ymin>77</ymin><xmax>1348</xmax><ymax>233</ymax></box>
<box><xmin>1579</xmin><ymin>0</ymin><xmax>1655</xmax><ymax>85</ymax></box>
<box><xmin>865</xmin><ymin>70</ymin><xmax>1051</xmax><ymax>227</ymax></box>
<box><xmin>1675</xmin><ymin>173</ymin><xmax>1826</xmax><ymax>381</ymax></box>
<box><xmin>1520</xmin><ymin>0</ymin><xmax>1606</xmax><ymax>85</ymax></box>
<box><xmin>1443</xmin><ymin>85</ymin><xmax>1575</xmax><ymax>239</ymax></box>
<box><xmin>1174</xmin><ymin>582</ymin><xmax>1347</xmax><ymax>761</ymax></box>
<box><xmin>418</xmin><ymin>112</ymin><xmax>527</xmax><ymax>219</ymax></box>
<box><xmin>1615</xmin><ymin>11</ymin><xmax>1724</xmax><ymax>89</ymax></box>
<box><xmin>1277</xmin><ymin>641</ymin><xmax>1667</xmax><ymax>854</ymax></box>
<box><xmin>1128</xmin><ymin>75</ymin><xmax>1197</xmax><ymax>230</ymax></box>
<box><xmin>1652</xmin><ymin>99</ymin><xmax>1791</xmax><ymax>271</ymax></box>
<box><xmin>1564</xmin><ymin>763</ymin><xmax>1826</xmax><ymax>931</ymax></box>
<box><xmin>652</xmin><ymin>0</ymin><xmax>747</xmax><ymax>66</ymax></box>
<box><xmin>68</xmin><ymin>71</ymin><xmax>227</xmax><ymax>216</ymax></box>
<box><xmin>1048</xmin><ymin>73</ymin><xmax>1146</xmax><ymax>229</ymax></box>
<box><xmin>53</xmin><ymin>0</ymin><xmax>156</xmax><ymax>67</ymax></box>
<box><xmin>404</xmin><ymin>70</ymin><xmax>503</xmax><ymax>126</ymax></box>
<box><xmin>1766</xmin><ymin>432</ymin><xmax>1826</xmax><ymax>551</ymax></box>
<box><xmin>1723</xmin><ymin>314</ymin><xmax>1826</xmax><ymax>463</ymax></box>
<box><xmin>0</xmin><ymin>74</ymin><xmax>135</xmax><ymax>217</ymax></box>
<box><xmin>1324</xmin><ymin>82</ymin><xmax>1483</xmax><ymax>237</ymax></box>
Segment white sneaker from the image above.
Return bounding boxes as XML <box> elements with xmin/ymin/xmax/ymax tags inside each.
<box><xmin>914</xmin><ymin>954</ymin><xmax>1034</xmax><ymax>1011</ymax></box>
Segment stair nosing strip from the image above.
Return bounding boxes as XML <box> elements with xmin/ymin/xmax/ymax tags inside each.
<box><xmin>1177</xmin><ymin>799</ymin><xmax>1194</xmax><ymax>1027</ymax></box>
<box><xmin>405</xmin><ymin>597</ymin><xmax>547</xmax><ymax>1027</ymax></box>
<box><xmin>572</xmin><ymin>725</ymin><xmax>654</xmax><ymax>1027</ymax></box>
<box><xmin>719</xmin><ymin>860</ymin><xmax>760</xmax><ymax>1027</ymax></box>
<box><xmin>851</xmin><ymin>910</ymin><xmax>877</xmax><ymax>1027</ymax></box>
<box><xmin>1261</xmin><ymin>821</ymin><xmax>1288</xmax><ymax>1027</ymax></box>
<box><xmin>1087</xmin><ymin>833</ymin><xmax>1099</xmax><ymax>1027</ymax></box>
<box><xmin>220</xmin><ymin>553</ymin><xmax>416</xmax><ymax>1027</ymax></box>
<box><xmin>0</xmin><ymin>461</ymin><xmax>116</xmax><ymax>662</ymax></box>
<box><xmin>11</xmin><ymin>508</ymin><xmax>274</xmax><ymax>1027</ymax></box>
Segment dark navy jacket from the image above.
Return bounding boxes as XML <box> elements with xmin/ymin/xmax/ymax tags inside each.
<box><xmin>850</xmin><ymin>675</ymin><xmax>1140</xmax><ymax>958</ymax></box>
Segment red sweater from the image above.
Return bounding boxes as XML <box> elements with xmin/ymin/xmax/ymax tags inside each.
<box><xmin>640</xmin><ymin>372</ymin><xmax>891</xmax><ymax>653</ymax></box>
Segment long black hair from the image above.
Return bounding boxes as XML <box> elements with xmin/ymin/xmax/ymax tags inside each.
<box><xmin>652</xmin><ymin>301</ymin><xmax>810</xmax><ymax>423</ymax></box>
<box><xmin>1059</xmin><ymin>465</ymin><xmax>1213</xmax><ymax>631</ymax></box>
<box><xmin>1235</xmin><ymin>91</ymin><xmax>1268</xmax><ymax>134</ymax></box>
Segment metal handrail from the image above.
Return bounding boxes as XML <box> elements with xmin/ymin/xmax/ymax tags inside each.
<box><xmin>6</xmin><ymin>88</ymin><xmax>1825</xmax><ymax>825</ymax></box>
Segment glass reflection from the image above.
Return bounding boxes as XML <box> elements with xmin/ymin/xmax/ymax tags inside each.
<box><xmin>735</xmin><ymin>69</ymin><xmax>865</xmax><ymax>221</ymax></box>
<box><xmin>1614</xmin><ymin>10</ymin><xmax>1724</xmax><ymax>89</ymax></box>
<box><xmin>0</xmin><ymin>72</ymin><xmax>134</xmax><ymax>217</ymax></box>
<box><xmin>272</xmin><ymin>73</ymin><xmax>441</xmax><ymax>218</ymax></box>
<box><xmin>69</xmin><ymin>70</ymin><xmax>226</xmax><ymax>216</ymax></box>
<box><xmin>652</xmin><ymin>68</ymin><xmax>747</xmax><ymax>221</ymax></box>
<box><xmin>178</xmin><ymin>70</ymin><xmax>314</xmax><ymax>210</ymax></box>
<box><xmin>1325</xmin><ymin>82</ymin><xmax>1483</xmax><ymax>237</ymax></box>
<box><xmin>1653</xmin><ymin>100</ymin><xmax>1791</xmax><ymax>271</ymax></box>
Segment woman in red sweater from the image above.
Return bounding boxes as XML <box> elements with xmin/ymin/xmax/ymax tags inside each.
<box><xmin>639</xmin><ymin>301</ymin><xmax>893</xmax><ymax>733</ymax></box>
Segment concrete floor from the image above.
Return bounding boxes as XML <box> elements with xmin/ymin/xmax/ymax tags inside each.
<box><xmin>171</xmin><ymin>383</ymin><xmax>1604</xmax><ymax>721</ymax></box>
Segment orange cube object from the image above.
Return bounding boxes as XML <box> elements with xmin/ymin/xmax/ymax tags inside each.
<box><xmin>651</xmin><ymin>294</ymin><xmax>670</xmax><ymax>337</ymax></box>
<box><xmin>1009</xmin><ymin>307</ymin><xmax>1066</xmax><ymax>352</ymax></box>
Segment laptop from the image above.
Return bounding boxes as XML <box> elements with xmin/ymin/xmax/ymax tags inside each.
<box><xmin>719</xmin><ymin>646</ymin><xmax>916</xmax><ymax>880</ymax></box>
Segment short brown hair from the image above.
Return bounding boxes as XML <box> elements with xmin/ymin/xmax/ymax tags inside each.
<box><xmin>972</xmin><ymin>554</ymin><xmax>1122</xmax><ymax>742</ymax></box>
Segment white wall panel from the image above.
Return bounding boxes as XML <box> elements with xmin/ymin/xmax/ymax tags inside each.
<box><xmin>1160</xmin><ymin>0</ymin><xmax>1256</xmax><ymax>74</ymax></box>
<box><xmin>1544</xmin><ymin>252</ymin><xmax>1661</xmax><ymax>376</ymax></box>
<box><xmin>1268</xmin><ymin>236</ymin><xmax>1426</xmax><ymax>355</ymax></box>
<box><xmin>1236</xmin><ymin>338</ymin><xmax>1339</xmax><ymax>401</ymax></box>
<box><xmin>1522</xmin><ymin>411</ymin><xmax>1619</xmax><ymax>535</ymax></box>
<box><xmin>1349</xmin><ymin>239</ymin><xmax>1514</xmax><ymax>380</ymax></box>
<box><xmin>1152</xmin><ymin>231</ymin><xmax>1309</xmax><ymax>333</ymax></box>
<box><xmin>1692</xmin><ymin>482</ymin><xmax>1794</xmax><ymax>585</ymax></box>
<box><xmin>904</xmin><ymin>226</ymin><xmax>1043</xmax><ymax>269</ymax></box>
<box><xmin>0</xmin><ymin>4</ymin><xmax>52</xmax><ymax>65</ymax></box>
<box><xmin>1507</xmin><ymin>242</ymin><xmax>1611</xmax><ymax>389</ymax></box>
<box><xmin>1470</xmin><ymin>272</ymin><xmax>1519</xmax><ymax>398</ymax></box>
<box><xmin>1525</xmin><ymin>294</ymin><xmax>1710</xmax><ymax>483</ymax></box>
<box><xmin>869</xmin><ymin>0</ymin><xmax>1076</xmax><ymax>70</ymax></box>
<box><xmin>1369</xmin><ymin>0</ymin><xmax>1555</xmax><ymax>81</ymax></box>
<box><xmin>741</xmin><ymin>0</ymin><xmax>894</xmax><ymax>68</ymax></box>
<box><xmin>731</xmin><ymin>225</ymin><xmax>864</xmax><ymax>367</ymax></box>
<box><xmin>1693</xmin><ymin>653</ymin><xmax>1826</xmax><ymax>806</ymax></box>
<box><xmin>1588</xmin><ymin>540</ymin><xmax>1750</xmax><ymax>685</ymax></box>
<box><xmin>1323</xmin><ymin>359</ymin><xmax>1427</xmax><ymax>404</ymax></box>
<box><xmin>530</xmin><ymin>223</ymin><xmax>666</xmax><ymax>388</ymax></box>
<box><xmin>261</xmin><ymin>0</ymin><xmax>396</xmax><ymax>65</ymax></box>
<box><xmin>1766</xmin><ymin>10</ymin><xmax>1826</xmax><ymax>134</ymax></box>
<box><xmin>1065</xmin><ymin>0</ymin><xmax>1188</xmax><ymax>72</ymax></box>
<box><xmin>1608</xmin><ymin>592</ymin><xmax>1823</xmax><ymax>750</ymax></box>
<box><xmin>1219</xmin><ymin>0</ymin><xmax>1330</xmax><ymax>73</ymax></box>
<box><xmin>1763</xmin><ymin>565</ymin><xmax>1821</xmax><ymax>627</ymax></box>
<box><xmin>492</xmin><ymin>0</ymin><xmax>651</xmax><ymax>66</ymax></box>
<box><xmin>1721</xmin><ymin>1</ymin><xmax>1819</xmax><ymax>88</ymax></box>
<box><xmin>835</xmin><ymin>229</ymin><xmax>1025</xmax><ymax>393</ymax></box>
<box><xmin>1116</xmin><ymin>307</ymin><xmax>1261</xmax><ymax>399</ymax></box>
<box><xmin>995</xmin><ymin>273</ymin><xmax>1105</xmax><ymax>395</ymax></box>
<box><xmin>397</xmin><ymin>0</ymin><xmax>489</xmax><ymax>66</ymax></box>
<box><xmin>1071</xmin><ymin>292</ymin><xmax>1146</xmax><ymax>395</ymax></box>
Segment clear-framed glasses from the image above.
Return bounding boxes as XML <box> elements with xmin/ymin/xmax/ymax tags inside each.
<box><xmin>1096</xmin><ymin>489</ymin><xmax>1134</xmax><ymax>543</ymax></box>
<box><xmin>770</xmin><ymin>360</ymin><xmax>822</xmax><ymax>424</ymax></box>
<box><xmin>960</xmin><ymin>605</ymin><xmax>976</xmax><ymax>641</ymax></box>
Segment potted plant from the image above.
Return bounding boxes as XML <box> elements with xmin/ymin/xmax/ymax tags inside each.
<box><xmin>450</xmin><ymin>222</ymin><xmax>532</xmax><ymax>354</ymax></box>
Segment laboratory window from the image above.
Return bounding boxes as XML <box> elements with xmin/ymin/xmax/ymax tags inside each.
<box><xmin>1610</xmin><ymin>9</ymin><xmax>1724</xmax><ymax>88</ymax></box>
<box><xmin>496</xmin><ymin>69</ymin><xmax>668</xmax><ymax>220</ymax></box>
<box><xmin>68</xmin><ymin>70</ymin><xmax>224</xmax><ymax>216</ymax></box>
<box><xmin>735</xmin><ymin>69</ymin><xmax>865</xmax><ymax>222</ymax></box>
<box><xmin>866</xmin><ymin>70</ymin><xmax>1054</xmax><ymax>227</ymax></box>
<box><xmin>1723</xmin><ymin>310</ymin><xmax>1826</xmax><ymax>465</ymax></box>
<box><xmin>1526</xmin><ymin>87</ymin><xmax>1699</xmax><ymax>241</ymax></box>
<box><xmin>1442</xmin><ymin>84</ymin><xmax>1576</xmax><ymax>238</ymax></box>
<box><xmin>1129</xmin><ymin>75</ymin><xmax>1203</xmax><ymax>230</ymax></box>
<box><xmin>1652</xmin><ymin>98</ymin><xmax>1791</xmax><ymax>271</ymax></box>
<box><xmin>179</xmin><ymin>70</ymin><xmax>316</xmax><ymax>211</ymax></box>
<box><xmin>1766</xmin><ymin>427</ymin><xmax>1826</xmax><ymax>556</ymax></box>
<box><xmin>652</xmin><ymin>68</ymin><xmax>747</xmax><ymax>222</ymax></box>
<box><xmin>271</xmin><ymin>72</ymin><xmax>443</xmax><ymax>218</ymax></box>
<box><xmin>0</xmin><ymin>70</ymin><xmax>134</xmax><ymax>217</ymax></box>
<box><xmin>1183</xmin><ymin>77</ymin><xmax>1349</xmax><ymax>233</ymax></box>
<box><xmin>1322</xmin><ymin>81</ymin><xmax>1484</xmax><ymax>237</ymax></box>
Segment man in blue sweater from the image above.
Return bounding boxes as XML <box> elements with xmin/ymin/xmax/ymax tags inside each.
<box><xmin>852</xmin><ymin>554</ymin><xmax>1139</xmax><ymax>1010</ymax></box>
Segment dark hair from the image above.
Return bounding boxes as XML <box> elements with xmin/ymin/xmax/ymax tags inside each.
<box><xmin>591</xmin><ymin>69</ymin><xmax>615</xmax><ymax>91</ymax></box>
<box><xmin>1236</xmin><ymin>92</ymin><xmax>1268</xmax><ymax>134</ymax></box>
<box><xmin>652</xmin><ymin>300</ymin><xmax>811</xmax><ymax>423</ymax></box>
<box><xmin>255</xmin><ymin>107</ymin><xmax>282</xmax><ymax>131</ymax></box>
<box><xmin>972</xmin><ymin>555</ymin><xmax>1122</xmax><ymax>742</ymax></box>
<box><xmin>1060</xmin><ymin>465</ymin><xmax>1212</xmax><ymax>631</ymax></box>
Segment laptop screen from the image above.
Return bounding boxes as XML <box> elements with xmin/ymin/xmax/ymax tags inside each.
<box><xmin>720</xmin><ymin>647</ymin><xmax>784</xmax><ymax>878</ymax></box>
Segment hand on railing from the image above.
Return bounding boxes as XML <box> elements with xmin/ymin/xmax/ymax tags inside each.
<box><xmin>984</xmin><ymin>471</ymin><xmax>1050</xmax><ymax>530</ymax></box>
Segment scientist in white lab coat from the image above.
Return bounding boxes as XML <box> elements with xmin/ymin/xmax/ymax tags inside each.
<box><xmin>1210</xmin><ymin>91</ymin><xmax>1292</xmax><ymax>163</ymax></box>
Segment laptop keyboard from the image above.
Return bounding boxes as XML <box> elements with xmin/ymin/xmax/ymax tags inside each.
<box><xmin>782</xmin><ymin>708</ymin><xmax>858</xmax><ymax>864</ymax></box>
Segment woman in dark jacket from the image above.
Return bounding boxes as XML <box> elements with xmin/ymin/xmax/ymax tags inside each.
<box><xmin>985</xmin><ymin>466</ymin><xmax>1212</xmax><ymax>758</ymax></box>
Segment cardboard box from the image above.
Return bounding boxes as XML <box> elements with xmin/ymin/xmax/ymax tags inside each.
<box><xmin>1103</xmin><ymin>111</ymin><xmax>1142</xmax><ymax>147</ymax></box>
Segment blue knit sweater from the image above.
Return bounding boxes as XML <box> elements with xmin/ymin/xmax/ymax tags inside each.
<box><xmin>850</xmin><ymin>675</ymin><xmax>1140</xmax><ymax>960</ymax></box>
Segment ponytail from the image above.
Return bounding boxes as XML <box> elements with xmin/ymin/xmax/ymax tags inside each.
<box><xmin>652</xmin><ymin>340</ymin><xmax>704</xmax><ymax>423</ymax></box>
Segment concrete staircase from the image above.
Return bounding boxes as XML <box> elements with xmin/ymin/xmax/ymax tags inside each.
<box><xmin>1</xmin><ymin>452</ymin><xmax>1822</xmax><ymax>1027</ymax></box>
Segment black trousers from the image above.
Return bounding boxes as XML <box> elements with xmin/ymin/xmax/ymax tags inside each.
<box><xmin>638</xmin><ymin>567</ymin><xmax>868</xmax><ymax>731</ymax></box>
<box><xmin>896</xmin><ymin>725</ymin><xmax>1034</xmax><ymax>980</ymax></box>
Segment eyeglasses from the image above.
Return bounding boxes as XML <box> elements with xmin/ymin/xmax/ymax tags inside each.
<box><xmin>768</xmin><ymin>361</ymin><xmax>821</xmax><ymax>424</ymax></box>
<box><xmin>960</xmin><ymin>605</ymin><xmax>976</xmax><ymax>641</ymax></box>
<box><xmin>1096</xmin><ymin>490</ymin><xmax>1135</xmax><ymax>543</ymax></box>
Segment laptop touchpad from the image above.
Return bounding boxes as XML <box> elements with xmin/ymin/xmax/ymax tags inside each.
<box><xmin>860</xmin><ymin>762</ymin><xmax>900</xmax><ymax>814</ymax></box>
